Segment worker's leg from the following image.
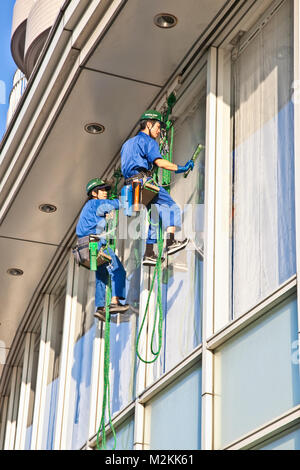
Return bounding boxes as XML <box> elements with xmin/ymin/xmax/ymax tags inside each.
<box><xmin>95</xmin><ymin>245</ymin><xmax>128</xmax><ymax>316</ymax></box>
<box><xmin>146</xmin><ymin>186</ymin><xmax>181</xmax><ymax>244</ymax></box>
<box><xmin>105</xmin><ymin>247</ymin><xmax>126</xmax><ymax>301</ymax></box>
<box><xmin>144</xmin><ymin>186</ymin><xmax>188</xmax><ymax>264</ymax></box>
<box><xmin>104</xmin><ymin>247</ymin><xmax>129</xmax><ymax>313</ymax></box>
<box><xmin>95</xmin><ymin>264</ymin><xmax>109</xmax><ymax>309</ymax></box>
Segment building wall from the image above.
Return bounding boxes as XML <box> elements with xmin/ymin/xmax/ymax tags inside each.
<box><xmin>0</xmin><ymin>0</ymin><xmax>299</xmax><ymax>450</ymax></box>
<box><xmin>11</xmin><ymin>0</ymin><xmax>64</xmax><ymax>77</ymax></box>
<box><xmin>6</xmin><ymin>69</ymin><xmax>27</xmax><ymax>127</ymax></box>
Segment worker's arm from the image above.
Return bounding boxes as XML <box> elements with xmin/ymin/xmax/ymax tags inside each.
<box><xmin>96</xmin><ymin>199</ymin><xmax>119</xmax><ymax>217</ymax></box>
<box><xmin>154</xmin><ymin>158</ymin><xmax>178</xmax><ymax>171</ymax></box>
<box><xmin>154</xmin><ymin>158</ymin><xmax>194</xmax><ymax>173</ymax></box>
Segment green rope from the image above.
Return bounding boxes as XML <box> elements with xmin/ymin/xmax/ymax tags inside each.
<box><xmin>135</xmin><ymin>219</ymin><xmax>164</xmax><ymax>363</ymax></box>
<box><xmin>96</xmin><ymin>278</ymin><xmax>116</xmax><ymax>450</ymax></box>
<box><xmin>96</xmin><ymin>169</ymin><xmax>121</xmax><ymax>450</ymax></box>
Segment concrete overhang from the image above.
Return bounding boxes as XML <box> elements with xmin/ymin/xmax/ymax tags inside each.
<box><xmin>0</xmin><ymin>0</ymin><xmax>275</xmax><ymax>389</ymax></box>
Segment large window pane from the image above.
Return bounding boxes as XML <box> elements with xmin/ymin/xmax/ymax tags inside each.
<box><xmin>231</xmin><ymin>0</ymin><xmax>295</xmax><ymax>317</ymax></box>
<box><xmin>25</xmin><ymin>329</ymin><xmax>41</xmax><ymax>449</ymax></box>
<box><xmin>145</xmin><ymin>363</ymin><xmax>202</xmax><ymax>450</ymax></box>
<box><xmin>67</xmin><ymin>268</ymin><xmax>96</xmax><ymax>450</ymax></box>
<box><xmin>109</xmin><ymin>237</ymin><xmax>139</xmax><ymax>416</ymax></box>
<box><xmin>214</xmin><ymin>294</ymin><xmax>300</xmax><ymax>448</ymax></box>
<box><xmin>41</xmin><ymin>273</ymin><xmax>66</xmax><ymax>449</ymax></box>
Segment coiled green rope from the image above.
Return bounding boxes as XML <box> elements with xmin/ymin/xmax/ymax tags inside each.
<box><xmin>135</xmin><ymin>219</ymin><xmax>164</xmax><ymax>363</ymax></box>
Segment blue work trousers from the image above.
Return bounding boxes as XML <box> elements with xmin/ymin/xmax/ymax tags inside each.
<box><xmin>95</xmin><ymin>245</ymin><xmax>126</xmax><ymax>308</ymax></box>
<box><xmin>147</xmin><ymin>185</ymin><xmax>181</xmax><ymax>244</ymax></box>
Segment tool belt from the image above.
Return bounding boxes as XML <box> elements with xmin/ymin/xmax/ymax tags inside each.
<box><xmin>124</xmin><ymin>169</ymin><xmax>153</xmax><ymax>185</ymax></box>
<box><xmin>124</xmin><ymin>170</ymin><xmax>160</xmax><ymax>209</ymax></box>
<box><xmin>72</xmin><ymin>234</ymin><xmax>112</xmax><ymax>270</ymax></box>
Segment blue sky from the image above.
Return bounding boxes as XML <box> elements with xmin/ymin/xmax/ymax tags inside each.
<box><xmin>0</xmin><ymin>1</ymin><xmax>17</xmax><ymax>142</ymax></box>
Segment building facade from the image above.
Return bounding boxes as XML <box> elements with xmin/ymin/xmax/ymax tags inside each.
<box><xmin>0</xmin><ymin>0</ymin><xmax>300</xmax><ymax>450</ymax></box>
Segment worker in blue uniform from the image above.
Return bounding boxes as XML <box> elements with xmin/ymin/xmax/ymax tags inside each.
<box><xmin>76</xmin><ymin>178</ymin><xmax>129</xmax><ymax>321</ymax></box>
<box><xmin>121</xmin><ymin>110</ymin><xmax>194</xmax><ymax>266</ymax></box>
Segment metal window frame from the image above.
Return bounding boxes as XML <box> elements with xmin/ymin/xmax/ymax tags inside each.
<box><xmin>207</xmin><ymin>275</ymin><xmax>297</xmax><ymax>351</ymax></box>
<box><xmin>14</xmin><ymin>332</ymin><xmax>36</xmax><ymax>450</ymax></box>
<box><xmin>0</xmin><ymin>396</ymin><xmax>8</xmax><ymax>450</ymax></box>
<box><xmin>3</xmin><ymin>366</ymin><xmax>22</xmax><ymax>449</ymax></box>
<box><xmin>224</xmin><ymin>404</ymin><xmax>300</xmax><ymax>449</ymax></box>
<box><xmin>199</xmin><ymin>46</ymin><xmax>218</xmax><ymax>451</ymax></box>
<box><xmin>293</xmin><ymin>0</ymin><xmax>300</xmax><ymax>374</ymax></box>
<box><xmin>30</xmin><ymin>294</ymin><xmax>55</xmax><ymax>450</ymax></box>
<box><xmin>53</xmin><ymin>252</ymin><xmax>80</xmax><ymax>450</ymax></box>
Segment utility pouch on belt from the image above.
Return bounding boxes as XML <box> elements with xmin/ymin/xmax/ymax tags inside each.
<box><xmin>141</xmin><ymin>180</ymin><xmax>160</xmax><ymax>206</ymax></box>
<box><xmin>122</xmin><ymin>177</ymin><xmax>160</xmax><ymax>214</ymax></box>
<box><xmin>72</xmin><ymin>235</ymin><xmax>112</xmax><ymax>270</ymax></box>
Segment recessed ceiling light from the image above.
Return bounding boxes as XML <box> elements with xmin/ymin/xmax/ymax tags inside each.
<box><xmin>84</xmin><ymin>123</ymin><xmax>105</xmax><ymax>134</ymax></box>
<box><xmin>154</xmin><ymin>13</ymin><xmax>178</xmax><ymax>29</ymax></box>
<box><xmin>38</xmin><ymin>203</ymin><xmax>57</xmax><ymax>213</ymax></box>
<box><xmin>7</xmin><ymin>268</ymin><xmax>24</xmax><ymax>276</ymax></box>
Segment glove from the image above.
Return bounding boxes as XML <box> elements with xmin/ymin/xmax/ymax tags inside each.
<box><xmin>175</xmin><ymin>159</ymin><xmax>194</xmax><ymax>174</ymax></box>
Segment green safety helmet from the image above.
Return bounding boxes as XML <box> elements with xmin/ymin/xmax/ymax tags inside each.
<box><xmin>86</xmin><ymin>177</ymin><xmax>111</xmax><ymax>195</ymax></box>
<box><xmin>140</xmin><ymin>109</ymin><xmax>165</xmax><ymax>128</ymax></box>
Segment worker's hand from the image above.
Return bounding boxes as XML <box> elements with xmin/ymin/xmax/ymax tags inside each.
<box><xmin>105</xmin><ymin>211</ymin><xmax>115</xmax><ymax>220</ymax></box>
<box><xmin>175</xmin><ymin>159</ymin><xmax>194</xmax><ymax>174</ymax></box>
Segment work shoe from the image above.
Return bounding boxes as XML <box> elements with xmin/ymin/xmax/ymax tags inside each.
<box><xmin>109</xmin><ymin>303</ymin><xmax>130</xmax><ymax>314</ymax></box>
<box><xmin>166</xmin><ymin>238</ymin><xmax>189</xmax><ymax>256</ymax></box>
<box><xmin>142</xmin><ymin>253</ymin><xmax>165</xmax><ymax>267</ymax></box>
<box><xmin>94</xmin><ymin>304</ymin><xmax>129</xmax><ymax>321</ymax></box>
<box><xmin>94</xmin><ymin>307</ymin><xmax>107</xmax><ymax>322</ymax></box>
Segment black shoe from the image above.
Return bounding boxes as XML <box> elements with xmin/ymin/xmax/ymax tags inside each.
<box><xmin>109</xmin><ymin>303</ymin><xmax>130</xmax><ymax>314</ymax></box>
<box><xmin>142</xmin><ymin>253</ymin><xmax>165</xmax><ymax>267</ymax></box>
<box><xmin>94</xmin><ymin>304</ymin><xmax>129</xmax><ymax>321</ymax></box>
<box><xmin>166</xmin><ymin>238</ymin><xmax>189</xmax><ymax>256</ymax></box>
<box><xmin>94</xmin><ymin>307</ymin><xmax>107</xmax><ymax>322</ymax></box>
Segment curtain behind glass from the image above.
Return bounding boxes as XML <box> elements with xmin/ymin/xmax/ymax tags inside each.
<box><xmin>232</xmin><ymin>0</ymin><xmax>295</xmax><ymax>317</ymax></box>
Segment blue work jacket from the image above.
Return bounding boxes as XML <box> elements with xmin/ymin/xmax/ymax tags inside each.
<box><xmin>121</xmin><ymin>131</ymin><xmax>162</xmax><ymax>179</ymax></box>
<box><xmin>76</xmin><ymin>198</ymin><xmax>119</xmax><ymax>238</ymax></box>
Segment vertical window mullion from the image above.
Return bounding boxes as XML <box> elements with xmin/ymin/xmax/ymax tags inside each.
<box><xmin>201</xmin><ymin>46</ymin><xmax>217</xmax><ymax>451</ymax></box>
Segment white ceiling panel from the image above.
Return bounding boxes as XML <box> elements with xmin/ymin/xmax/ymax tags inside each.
<box><xmin>0</xmin><ymin>68</ymin><xmax>160</xmax><ymax>244</ymax></box>
<box><xmin>0</xmin><ymin>238</ymin><xmax>56</xmax><ymax>350</ymax></box>
<box><xmin>86</xmin><ymin>0</ymin><xmax>228</xmax><ymax>84</ymax></box>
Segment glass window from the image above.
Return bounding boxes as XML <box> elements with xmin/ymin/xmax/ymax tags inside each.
<box><xmin>145</xmin><ymin>363</ymin><xmax>202</xmax><ymax>450</ymax></box>
<box><xmin>67</xmin><ymin>267</ymin><xmax>96</xmax><ymax>450</ymax></box>
<box><xmin>25</xmin><ymin>329</ymin><xmax>41</xmax><ymax>450</ymax></box>
<box><xmin>253</xmin><ymin>425</ymin><xmax>300</xmax><ymax>450</ymax></box>
<box><xmin>42</xmin><ymin>278</ymin><xmax>66</xmax><ymax>450</ymax></box>
<box><xmin>109</xmin><ymin>236</ymin><xmax>140</xmax><ymax>416</ymax></box>
<box><xmin>104</xmin><ymin>416</ymin><xmax>134</xmax><ymax>450</ymax></box>
<box><xmin>231</xmin><ymin>0</ymin><xmax>295</xmax><ymax>317</ymax></box>
<box><xmin>214</xmin><ymin>294</ymin><xmax>300</xmax><ymax>448</ymax></box>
